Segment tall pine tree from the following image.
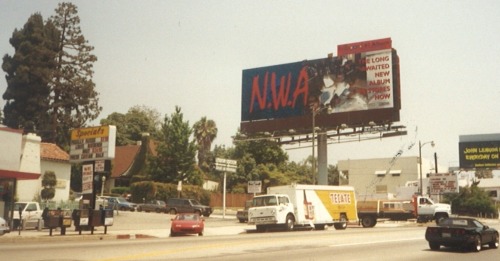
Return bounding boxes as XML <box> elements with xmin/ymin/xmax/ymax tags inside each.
<box><xmin>2</xmin><ymin>3</ymin><xmax>101</xmax><ymax>150</ymax></box>
<box><xmin>2</xmin><ymin>13</ymin><xmax>59</xmax><ymax>133</ymax></box>
<box><xmin>148</xmin><ymin>106</ymin><xmax>200</xmax><ymax>185</ymax></box>
<box><xmin>49</xmin><ymin>2</ymin><xmax>101</xmax><ymax>148</ymax></box>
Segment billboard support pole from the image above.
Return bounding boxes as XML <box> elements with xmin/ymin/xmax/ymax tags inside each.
<box><xmin>312</xmin><ymin>109</ymin><xmax>316</xmax><ymax>185</ymax></box>
<box><xmin>318</xmin><ymin>133</ymin><xmax>328</xmax><ymax>185</ymax></box>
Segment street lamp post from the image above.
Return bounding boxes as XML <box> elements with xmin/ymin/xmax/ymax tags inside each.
<box><xmin>312</xmin><ymin>108</ymin><xmax>317</xmax><ymax>185</ymax></box>
<box><xmin>419</xmin><ymin>140</ymin><xmax>435</xmax><ymax>195</ymax></box>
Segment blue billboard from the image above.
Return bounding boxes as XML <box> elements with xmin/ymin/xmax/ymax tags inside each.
<box><xmin>240</xmin><ymin>38</ymin><xmax>400</xmax><ymax>134</ymax></box>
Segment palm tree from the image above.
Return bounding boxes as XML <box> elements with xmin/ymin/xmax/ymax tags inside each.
<box><xmin>193</xmin><ymin>117</ymin><xmax>218</xmax><ymax>172</ymax></box>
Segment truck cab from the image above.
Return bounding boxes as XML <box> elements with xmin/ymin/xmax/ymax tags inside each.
<box><xmin>248</xmin><ymin>194</ymin><xmax>295</xmax><ymax>231</ymax></box>
<box><xmin>413</xmin><ymin>195</ymin><xmax>451</xmax><ymax>223</ymax></box>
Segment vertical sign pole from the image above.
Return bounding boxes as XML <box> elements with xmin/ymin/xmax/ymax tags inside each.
<box><xmin>223</xmin><ymin>171</ymin><xmax>227</xmax><ymax>219</ymax></box>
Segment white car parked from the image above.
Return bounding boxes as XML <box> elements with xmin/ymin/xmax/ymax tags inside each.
<box><xmin>0</xmin><ymin>217</ymin><xmax>10</xmax><ymax>236</ymax></box>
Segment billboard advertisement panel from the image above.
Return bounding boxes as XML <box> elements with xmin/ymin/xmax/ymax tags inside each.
<box><xmin>240</xmin><ymin>38</ymin><xmax>400</xmax><ymax>135</ymax></box>
<box><xmin>459</xmin><ymin>140</ymin><xmax>500</xmax><ymax>169</ymax></box>
<box><xmin>69</xmin><ymin>125</ymin><xmax>116</xmax><ymax>163</ymax></box>
<box><xmin>429</xmin><ymin>173</ymin><xmax>459</xmax><ymax>194</ymax></box>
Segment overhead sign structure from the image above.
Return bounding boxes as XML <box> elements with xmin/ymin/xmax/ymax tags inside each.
<box><xmin>459</xmin><ymin>133</ymin><xmax>500</xmax><ymax>169</ymax></box>
<box><xmin>69</xmin><ymin>125</ymin><xmax>117</xmax><ymax>163</ymax></box>
<box><xmin>240</xmin><ymin>38</ymin><xmax>401</xmax><ymax>135</ymax></box>
<box><xmin>429</xmin><ymin>173</ymin><xmax>458</xmax><ymax>194</ymax></box>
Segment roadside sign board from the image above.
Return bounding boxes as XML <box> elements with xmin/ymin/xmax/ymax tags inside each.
<box><xmin>95</xmin><ymin>160</ymin><xmax>105</xmax><ymax>172</ymax></box>
<box><xmin>248</xmin><ymin>180</ymin><xmax>262</xmax><ymax>194</ymax></box>
<box><xmin>429</xmin><ymin>173</ymin><xmax>459</xmax><ymax>194</ymax></box>
<box><xmin>82</xmin><ymin>164</ymin><xmax>93</xmax><ymax>194</ymax></box>
<box><xmin>215</xmin><ymin>158</ymin><xmax>237</xmax><ymax>173</ymax></box>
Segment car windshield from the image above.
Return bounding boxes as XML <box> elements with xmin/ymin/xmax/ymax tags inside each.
<box><xmin>439</xmin><ymin>218</ymin><xmax>471</xmax><ymax>227</ymax></box>
<box><xmin>116</xmin><ymin>197</ymin><xmax>127</xmax><ymax>203</ymax></box>
<box><xmin>253</xmin><ymin>196</ymin><xmax>278</xmax><ymax>207</ymax></box>
<box><xmin>177</xmin><ymin>214</ymin><xmax>199</xmax><ymax>221</ymax></box>
<box><xmin>14</xmin><ymin>203</ymin><xmax>27</xmax><ymax>210</ymax></box>
<box><xmin>189</xmin><ymin>199</ymin><xmax>201</xmax><ymax>205</ymax></box>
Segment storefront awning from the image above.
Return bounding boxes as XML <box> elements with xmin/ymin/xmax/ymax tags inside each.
<box><xmin>0</xmin><ymin>169</ymin><xmax>40</xmax><ymax>180</ymax></box>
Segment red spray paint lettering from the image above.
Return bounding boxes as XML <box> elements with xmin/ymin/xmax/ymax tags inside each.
<box><xmin>249</xmin><ymin>68</ymin><xmax>309</xmax><ymax>113</ymax></box>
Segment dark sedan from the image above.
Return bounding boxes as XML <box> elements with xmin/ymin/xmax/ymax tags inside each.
<box><xmin>137</xmin><ymin>200</ymin><xmax>167</xmax><ymax>213</ymax></box>
<box><xmin>425</xmin><ymin>217</ymin><xmax>499</xmax><ymax>252</ymax></box>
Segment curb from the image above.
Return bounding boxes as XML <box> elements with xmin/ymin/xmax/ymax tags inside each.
<box><xmin>116</xmin><ymin>234</ymin><xmax>156</xmax><ymax>240</ymax></box>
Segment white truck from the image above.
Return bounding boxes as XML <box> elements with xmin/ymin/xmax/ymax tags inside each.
<box><xmin>357</xmin><ymin>195</ymin><xmax>452</xmax><ymax>227</ymax></box>
<box><xmin>248</xmin><ymin>184</ymin><xmax>358</xmax><ymax>232</ymax></box>
<box><xmin>13</xmin><ymin>201</ymin><xmax>43</xmax><ymax>230</ymax></box>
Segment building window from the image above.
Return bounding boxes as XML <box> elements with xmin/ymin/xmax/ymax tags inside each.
<box><xmin>390</xmin><ymin>170</ymin><xmax>401</xmax><ymax>177</ymax></box>
<box><xmin>487</xmin><ymin>190</ymin><xmax>498</xmax><ymax>198</ymax></box>
<box><xmin>374</xmin><ymin>170</ymin><xmax>386</xmax><ymax>177</ymax></box>
<box><xmin>375</xmin><ymin>185</ymin><xmax>387</xmax><ymax>193</ymax></box>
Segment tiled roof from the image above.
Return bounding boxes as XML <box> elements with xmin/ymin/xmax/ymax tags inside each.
<box><xmin>111</xmin><ymin>145</ymin><xmax>140</xmax><ymax>178</ymax></box>
<box><xmin>41</xmin><ymin>143</ymin><xmax>69</xmax><ymax>162</ymax></box>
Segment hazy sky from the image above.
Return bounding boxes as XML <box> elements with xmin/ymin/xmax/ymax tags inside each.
<box><xmin>1</xmin><ymin>0</ymin><xmax>500</xmax><ymax>171</ymax></box>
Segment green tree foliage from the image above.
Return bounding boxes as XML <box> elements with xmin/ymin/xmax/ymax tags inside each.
<box><xmin>148</xmin><ymin>106</ymin><xmax>200</xmax><ymax>185</ymax></box>
<box><xmin>100</xmin><ymin>105</ymin><xmax>161</xmax><ymax>146</ymax></box>
<box><xmin>328</xmin><ymin>164</ymin><xmax>348</xmax><ymax>185</ymax></box>
<box><xmin>41</xmin><ymin>170</ymin><xmax>57</xmax><ymax>201</ymax></box>
<box><xmin>130</xmin><ymin>181</ymin><xmax>210</xmax><ymax>205</ymax></box>
<box><xmin>233</xmin><ymin>139</ymin><xmax>288</xmax><ymax>166</ymax></box>
<box><xmin>193</xmin><ymin>117</ymin><xmax>218</xmax><ymax>173</ymax></box>
<box><xmin>70</xmin><ymin>163</ymin><xmax>82</xmax><ymax>192</ymax></box>
<box><xmin>444</xmin><ymin>181</ymin><xmax>497</xmax><ymax>217</ymax></box>
<box><xmin>2</xmin><ymin>3</ymin><xmax>100</xmax><ymax>149</ymax></box>
<box><xmin>48</xmin><ymin>2</ymin><xmax>101</xmax><ymax>148</ymax></box>
<box><xmin>2</xmin><ymin>13</ymin><xmax>59</xmax><ymax>133</ymax></box>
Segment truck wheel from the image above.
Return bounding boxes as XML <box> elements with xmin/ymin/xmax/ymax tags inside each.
<box><xmin>361</xmin><ymin>216</ymin><xmax>377</xmax><ymax>228</ymax></box>
<box><xmin>334</xmin><ymin>214</ymin><xmax>347</xmax><ymax>230</ymax></box>
<box><xmin>429</xmin><ymin>242</ymin><xmax>440</xmax><ymax>250</ymax></box>
<box><xmin>284</xmin><ymin>214</ymin><xmax>295</xmax><ymax>231</ymax></box>
<box><xmin>238</xmin><ymin>219</ymin><xmax>245</xmax><ymax>223</ymax></box>
<box><xmin>256</xmin><ymin>225</ymin><xmax>267</xmax><ymax>232</ymax></box>
<box><xmin>434</xmin><ymin>214</ymin><xmax>447</xmax><ymax>225</ymax></box>
<box><xmin>472</xmin><ymin>235</ymin><xmax>482</xmax><ymax>252</ymax></box>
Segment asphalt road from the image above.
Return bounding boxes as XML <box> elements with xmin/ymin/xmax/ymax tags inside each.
<box><xmin>2</xmin><ymin>222</ymin><xmax>499</xmax><ymax>261</ymax></box>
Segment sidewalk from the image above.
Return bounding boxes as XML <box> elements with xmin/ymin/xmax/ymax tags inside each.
<box><xmin>0</xmin><ymin>209</ymin><xmax>249</xmax><ymax>243</ymax></box>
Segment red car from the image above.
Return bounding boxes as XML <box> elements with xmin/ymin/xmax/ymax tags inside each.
<box><xmin>170</xmin><ymin>213</ymin><xmax>205</xmax><ymax>236</ymax></box>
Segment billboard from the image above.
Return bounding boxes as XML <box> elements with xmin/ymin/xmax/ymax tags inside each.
<box><xmin>69</xmin><ymin>125</ymin><xmax>116</xmax><ymax>163</ymax></box>
<box><xmin>429</xmin><ymin>173</ymin><xmax>458</xmax><ymax>194</ymax></box>
<box><xmin>459</xmin><ymin>134</ymin><xmax>500</xmax><ymax>169</ymax></box>
<box><xmin>240</xmin><ymin>38</ymin><xmax>400</xmax><ymax>135</ymax></box>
